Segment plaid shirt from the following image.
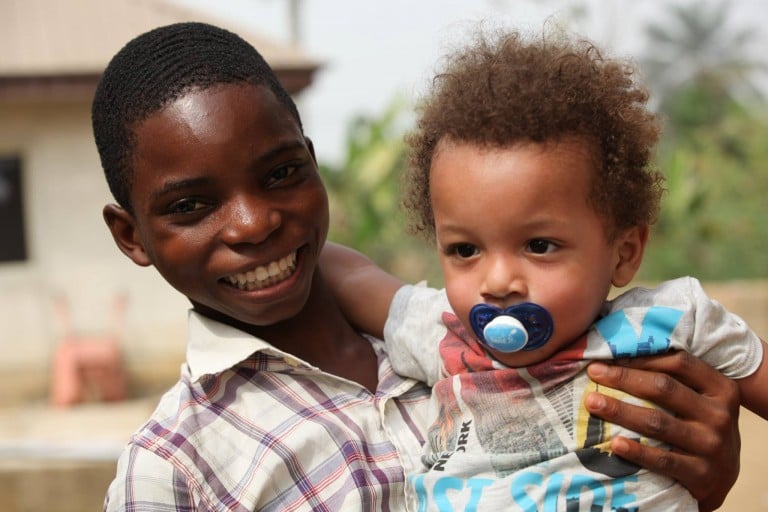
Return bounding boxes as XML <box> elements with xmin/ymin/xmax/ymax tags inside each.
<box><xmin>104</xmin><ymin>311</ymin><xmax>431</xmax><ymax>511</ymax></box>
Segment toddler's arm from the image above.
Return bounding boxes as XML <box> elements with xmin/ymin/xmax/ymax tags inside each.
<box><xmin>320</xmin><ymin>242</ymin><xmax>404</xmax><ymax>339</ymax></box>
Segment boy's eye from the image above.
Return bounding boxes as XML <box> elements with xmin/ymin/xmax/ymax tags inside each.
<box><xmin>168</xmin><ymin>198</ymin><xmax>208</xmax><ymax>214</ymax></box>
<box><xmin>527</xmin><ymin>239</ymin><xmax>556</xmax><ymax>254</ymax></box>
<box><xmin>266</xmin><ymin>164</ymin><xmax>299</xmax><ymax>186</ymax></box>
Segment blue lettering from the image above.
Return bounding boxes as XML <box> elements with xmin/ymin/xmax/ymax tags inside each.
<box><xmin>609</xmin><ymin>475</ymin><xmax>639</xmax><ymax>511</ymax></box>
<box><xmin>434</xmin><ymin>476</ymin><xmax>463</xmax><ymax>511</ymax></box>
<box><xmin>511</xmin><ymin>471</ymin><xmax>639</xmax><ymax>511</ymax></box>
<box><xmin>411</xmin><ymin>474</ymin><xmax>428</xmax><ymax>512</ymax></box>
<box><xmin>511</xmin><ymin>471</ymin><xmax>544</xmax><ymax>511</ymax></box>
<box><xmin>595</xmin><ymin>307</ymin><xmax>684</xmax><ymax>358</ymax></box>
<box><xmin>465</xmin><ymin>478</ymin><xmax>494</xmax><ymax>511</ymax></box>
<box><xmin>415</xmin><ymin>471</ymin><xmax>640</xmax><ymax>510</ymax></box>
<box><xmin>511</xmin><ymin>471</ymin><xmax>564</xmax><ymax>511</ymax></box>
<box><xmin>543</xmin><ymin>474</ymin><xmax>563</xmax><ymax>511</ymax></box>
<box><xmin>566</xmin><ymin>474</ymin><xmax>607</xmax><ymax>508</ymax></box>
<box><xmin>412</xmin><ymin>475</ymin><xmax>493</xmax><ymax>512</ymax></box>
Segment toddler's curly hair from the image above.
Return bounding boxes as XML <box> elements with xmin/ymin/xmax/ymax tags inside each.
<box><xmin>404</xmin><ymin>28</ymin><xmax>665</xmax><ymax>240</ymax></box>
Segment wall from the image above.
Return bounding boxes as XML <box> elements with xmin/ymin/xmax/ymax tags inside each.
<box><xmin>0</xmin><ymin>102</ymin><xmax>189</xmax><ymax>404</ymax></box>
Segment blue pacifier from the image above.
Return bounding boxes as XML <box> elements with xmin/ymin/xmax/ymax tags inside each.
<box><xmin>469</xmin><ymin>303</ymin><xmax>554</xmax><ymax>352</ymax></box>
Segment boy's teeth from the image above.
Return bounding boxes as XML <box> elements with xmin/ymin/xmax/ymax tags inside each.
<box><xmin>225</xmin><ymin>252</ymin><xmax>297</xmax><ymax>290</ymax></box>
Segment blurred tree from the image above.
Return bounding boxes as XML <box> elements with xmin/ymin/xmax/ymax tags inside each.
<box><xmin>641</xmin><ymin>0</ymin><xmax>767</xmax><ymax>136</ymax></box>
<box><xmin>318</xmin><ymin>97</ymin><xmax>442</xmax><ymax>286</ymax></box>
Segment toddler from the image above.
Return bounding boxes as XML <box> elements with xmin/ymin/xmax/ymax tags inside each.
<box><xmin>326</xmin><ymin>28</ymin><xmax>767</xmax><ymax>511</ymax></box>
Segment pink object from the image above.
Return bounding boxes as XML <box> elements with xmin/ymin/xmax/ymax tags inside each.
<box><xmin>49</xmin><ymin>294</ymin><xmax>128</xmax><ymax>408</ymax></box>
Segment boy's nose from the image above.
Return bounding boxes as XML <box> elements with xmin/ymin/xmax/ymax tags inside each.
<box><xmin>219</xmin><ymin>195</ymin><xmax>281</xmax><ymax>246</ymax></box>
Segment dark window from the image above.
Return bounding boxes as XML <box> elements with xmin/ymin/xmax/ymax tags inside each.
<box><xmin>0</xmin><ymin>157</ymin><xmax>28</xmax><ymax>262</ymax></box>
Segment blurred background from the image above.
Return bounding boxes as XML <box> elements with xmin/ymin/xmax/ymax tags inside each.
<box><xmin>0</xmin><ymin>0</ymin><xmax>765</xmax><ymax>509</ymax></box>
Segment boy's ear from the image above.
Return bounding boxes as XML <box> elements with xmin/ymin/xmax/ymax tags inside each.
<box><xmin>611</xmin><ymin>225</ymin><xmax>649</xmax><ymax>288</ymax></box>
<box><xmin>305</xmin><ymin>136</ymin><xmax>317</xmax><ymax>164</ymax></box>
<box><xmin>103</xmin><ymin>204</ymin><xmax>152</xmax><ymax>267</ymax></box>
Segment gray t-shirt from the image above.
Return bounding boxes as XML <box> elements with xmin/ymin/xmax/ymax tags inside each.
<box><xmin>385</xmin><ymin>276</ymin><xmax>761</xmax><ymax>511</ymax></box>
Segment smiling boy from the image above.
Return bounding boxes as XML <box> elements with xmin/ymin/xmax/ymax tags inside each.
<box><xmin>95</xmin><ymin>22</ymin><xmax>430</xmax><ymax>509</ymax></box>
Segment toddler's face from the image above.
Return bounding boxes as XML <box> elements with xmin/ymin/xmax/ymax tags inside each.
<box><xmin>429</xmin><ymin>138</ymin><xmax>638</xmax><ymax>367</ymax></box>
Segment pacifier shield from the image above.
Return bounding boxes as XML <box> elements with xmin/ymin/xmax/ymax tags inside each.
<box><xmin>469</xmin><ymin>302</ymin><xmax>553</xmax><ymax>352</ymax></box>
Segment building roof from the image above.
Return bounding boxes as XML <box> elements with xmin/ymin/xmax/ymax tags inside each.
<box><xmin>0</xmin><ymin>0</ymin><xmax>320</xmax><ymax>99</ymax></box>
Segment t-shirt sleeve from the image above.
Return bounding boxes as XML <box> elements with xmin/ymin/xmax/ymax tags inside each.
<box><xmin>609</xmin><ymin>277</ymin><xmax>763</xmax><ymax>379</ymax></box>
<box><xmin>383</xmin><ymin>283</ymin><xmax>450</xmax><ymax>385</ymax></box>
<box><xmin>683</xmin><ymin>277</ymin><xmax>763</xmax><ymax>379</ymax></box>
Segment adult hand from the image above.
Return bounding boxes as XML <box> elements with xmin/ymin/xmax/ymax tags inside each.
<box><xmin>585</xmin><ymin>351</ymin><xmax>740</xmax><ymax>512</ymax></box>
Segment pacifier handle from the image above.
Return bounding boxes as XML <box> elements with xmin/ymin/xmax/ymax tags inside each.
<box><xmin>469</xmin><ymin>302</ymin><xmax>553</xmax><ymax>353</ymax></box>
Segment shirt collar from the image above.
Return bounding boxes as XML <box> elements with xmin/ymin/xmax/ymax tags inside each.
<box><xmin>186</xmin><ymin>309</ymin><xmax>306</xmax><ymax>382</ymax></box>
<box><xmin>184</xmin><ymin>310</ymin><xmax>410</xmax><ymax>396</ymax></box>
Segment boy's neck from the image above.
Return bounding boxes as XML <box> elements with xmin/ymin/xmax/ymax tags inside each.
<box><xmin>201</xmin><ymin>272</ymin><xmax>380</xmax><ymax>392</ymax></box>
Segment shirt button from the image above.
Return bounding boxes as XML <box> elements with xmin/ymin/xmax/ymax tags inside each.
<box><xmin>283</xmin><ymin>356</ymin><xmax>301</xmax><ymax>367</ymax></box>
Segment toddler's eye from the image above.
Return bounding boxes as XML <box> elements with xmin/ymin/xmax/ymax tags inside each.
<box><xmin>454</xmin><ymin>244</ymin><xmax>479</xmax><ymax>259</ymax></box>
<box><xmin>527</xmin><ymin>239</ymin><xmax>555</xmax><ymax>254</ymax></box>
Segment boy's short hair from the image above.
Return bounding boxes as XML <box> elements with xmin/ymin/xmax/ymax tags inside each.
<box><xmin>404</xmin><ymin>28</ymin><xmax>665</xmax><ymax>240</ymax></box>
<box><xmin>92</xmin><ymin>22</ymin><xmax>302</xmax><ymax>212</ymax></box>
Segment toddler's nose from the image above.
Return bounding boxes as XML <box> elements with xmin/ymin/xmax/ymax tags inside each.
<box><xmin>481</xmin><ymin>256</ymin><xmax>527</xmax><ymax>302</ymax></box>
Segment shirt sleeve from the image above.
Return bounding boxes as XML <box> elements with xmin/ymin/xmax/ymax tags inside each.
<box><xmin>104</xmin><ymin>443</ymin><xmax>201</xmax><ymax>511</ymax></box>
<box><xmin>383</xmin><ymin>283</ymin><xmax>451</xmax><ymax>386</ymax></box>
<box><xmin>608</xmin><ymin>277</ymin><xmax>763</xmax><ymax>379</ymax></box>
<box><xmin>683</xmin><ymin>276</ymin><xmax>763</xmax><ymax>379</ymax></box>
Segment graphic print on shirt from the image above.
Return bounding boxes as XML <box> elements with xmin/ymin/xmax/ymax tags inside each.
<box><xmin>574</xmin><ymin>379</ymin><xmax>643</xmax><ymax>478</ymax></box>
<box><xmin>594</xmin><ymin>306</ymin><xmax>684</xmax><ymax>358</ymax></box>
<box><xmin>428</xmin><ymin>314</ymin><xmax>573</xmax><ymax>474</ymax></box>
<box><xmin>412</xmin><ymin>309</ymin><xmax>686</xmax><ymax>509</ymax></box>
<box><xmin>572</xmin><ymin>306</ymin><xmax>685</xmax><ymax>478</ymax></box>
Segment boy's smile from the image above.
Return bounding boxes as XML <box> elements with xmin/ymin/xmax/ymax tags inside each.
<box><xmin>222</xmin><ymin>251</ymin><xmax>297</xmax><ymax>291</ymax></box>
<box><xmin>104</xmin><ymin>83</ymin><xmax>329</xmax><ymax>328</ymax></box>
<box><xmin>429</xmin><ymin>137</ymin><xmax>645</xmax><ymax>367</ymax></box>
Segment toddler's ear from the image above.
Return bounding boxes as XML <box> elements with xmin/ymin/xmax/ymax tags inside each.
<box><xmin>611</xmin><ymin>226</ymin><xmax>649</xmax><ymax>287</ymax></box>
<box><xmin>103</xmin><ymin>204</ymin><xmax>152</xmax><ymax>267</ymax></box>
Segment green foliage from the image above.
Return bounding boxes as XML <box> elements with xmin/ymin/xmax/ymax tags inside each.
<box><xmin>640</xmin><ymin>95</ymin><xmax>768</xmax><ymax>280</ymax></box>
<box><xmin>637</xmin><ymin>1</ymin><xmax>768</xmax><ymax>280</ymax></box>
<box><xmin>318</xmin><ymin>97</ymin><xmax>442</xmax><ymax>286</ymax></box>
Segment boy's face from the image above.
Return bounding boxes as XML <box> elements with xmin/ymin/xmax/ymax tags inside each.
<box><xmin>429</xmin><ymin>138</ymin><xmax>645</xmax><ymax>367</ymax></box>
<box><xmin>104</xmin><ymin>83</ymin><xmax>329</xmax><ymax>328</ymax></box>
